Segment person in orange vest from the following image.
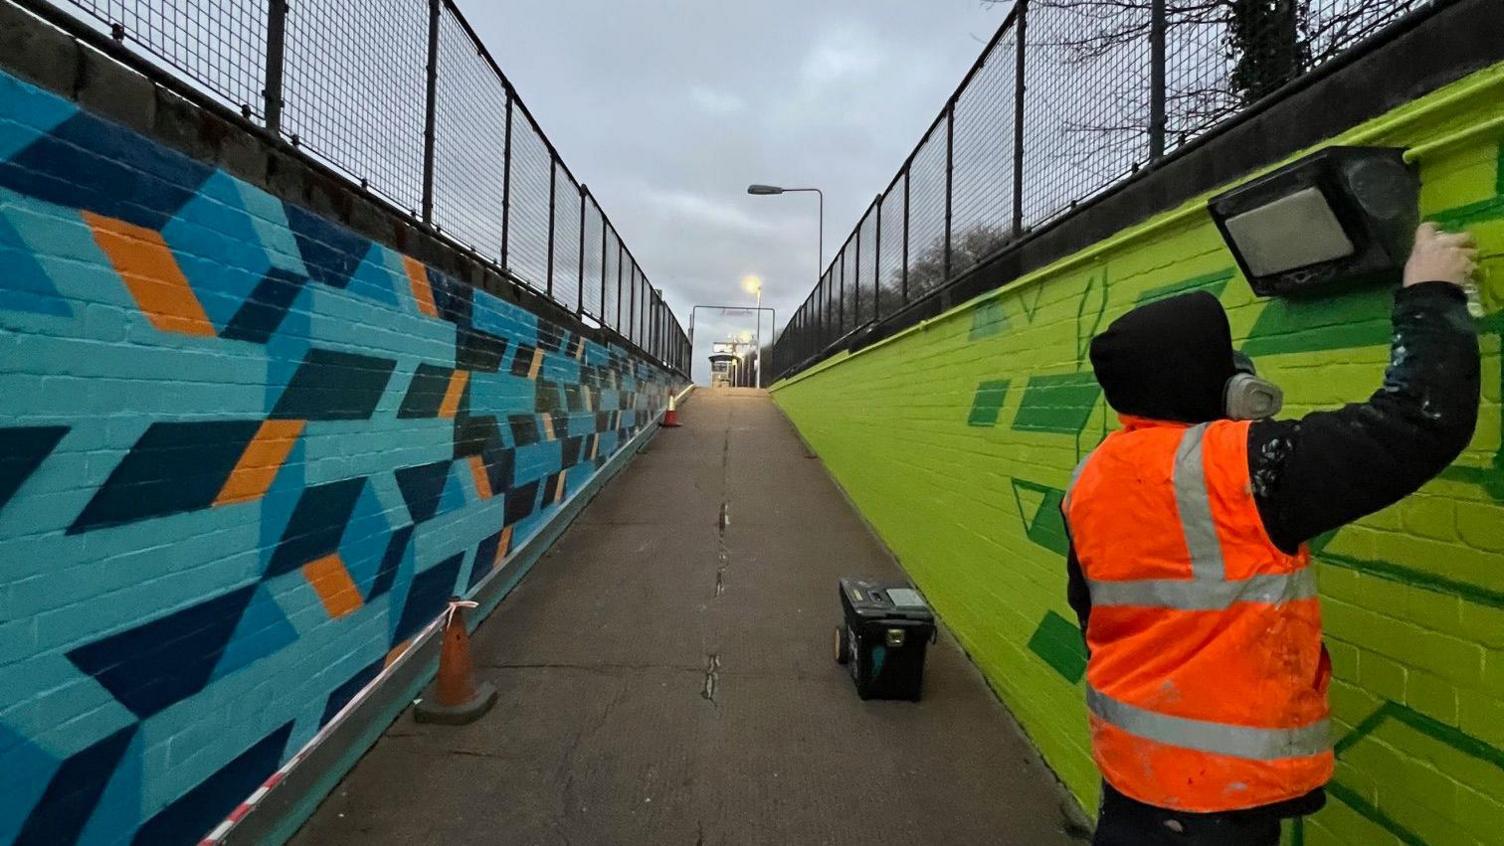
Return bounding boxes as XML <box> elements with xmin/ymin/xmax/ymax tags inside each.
<box><xmin>1065</xmin><ymin>222</ymin><xmax>1480</xmax><ymax>846</ymax></box>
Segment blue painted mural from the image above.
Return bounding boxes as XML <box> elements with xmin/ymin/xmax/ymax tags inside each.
<box><xmin>0</xmin><ymin>67</ymin><xmax>676</xmax><ymax>845</ymax></box>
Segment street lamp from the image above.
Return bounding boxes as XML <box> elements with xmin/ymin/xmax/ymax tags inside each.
<box><xmin>747</xmin><ymin>184</ymin><xmax>824</xmax><ymax>287</ymax></box>
<box><xmin>742</xmin><ymin>275</ymin><xmax>763</xmax><ymax>389</ymax></box>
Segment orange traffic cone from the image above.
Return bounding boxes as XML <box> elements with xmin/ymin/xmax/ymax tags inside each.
<box><xmin>662</xmin><ymin>392</ymin><xmax>682</xmax><ymax>428</ymax></box>
<box><xmin>414</xmin><ymin>598</ymin><xmax>497</xmax><ymax>724</ymax></box>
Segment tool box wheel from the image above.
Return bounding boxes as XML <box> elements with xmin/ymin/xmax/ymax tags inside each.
<box><xmin>834</xmin><ymin>625</ymin><xmax>851</xmax><ymax>665</ymax></box>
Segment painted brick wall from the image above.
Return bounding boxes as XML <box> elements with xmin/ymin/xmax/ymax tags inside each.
<box><xmin>0</xmin><ymin>66</ymin><xmax>680</xmax><ymax>845</ymax></box>
<box><xmin>774</xmin><ymin>62</ymin><xmax>1504</xmax><ymax>845</ymax></box>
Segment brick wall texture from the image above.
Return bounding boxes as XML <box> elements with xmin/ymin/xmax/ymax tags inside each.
<box><xmin>0</xmin><ymin>67</ymin><xmax>679</xmax><ymax>845</ymax></box>
<box><xmin>774</xmin><ymin>62</ymin><xmax>1504</xmax><ymax>846</ymax></box>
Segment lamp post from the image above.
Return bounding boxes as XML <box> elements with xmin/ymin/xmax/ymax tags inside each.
<box><xmin>747</xmin><ymin>184</ymin><xmax>823</xmax><ymax>288</ymax></box>
<box><xmin>742</xmin><ymin>275</ymin><xmax>763</xmax><ymax>389</ymax></box>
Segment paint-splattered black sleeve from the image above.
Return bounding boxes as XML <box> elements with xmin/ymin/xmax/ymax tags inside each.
<box><xmin>1249</xmin><ymin>282</ymin><xmax>1481</xmax><ymax>555</ymax></box>
<box><xmin>1065</xmin><ymin>533</ymin><xmax>1091</xmax><ymax>636</ymax></box>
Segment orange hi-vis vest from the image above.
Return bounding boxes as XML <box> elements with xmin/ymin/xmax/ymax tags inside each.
<box><xmin>1064</xmin><ymin>417</ymin><xmax>1333</xmax><ymax>813</ymax></box>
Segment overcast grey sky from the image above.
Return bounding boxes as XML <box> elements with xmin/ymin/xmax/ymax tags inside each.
<box><xmin>456</xmin><ymin>0</ymin><xmax>1013</xmax><ymax>382</ymax></box>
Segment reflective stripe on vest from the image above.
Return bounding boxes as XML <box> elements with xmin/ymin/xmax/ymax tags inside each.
<box><xmin>1086</xmin><ymin>569</ymin><xmax>1317</xmax><ymax>610</ymax></box>
<box><xmin>1086</xmin><ymin>686</ymin><xmax>1329</xmax><ymax>761</ymax></box>
<box><xmin>1078</xmin><ymin>422</ymin><xmax>1312</xmax><ymax>611</ymax></box>
<box><xmin>1173</xmin><ymin>423</ymin><xmax>1223</xmax><ymax>580</ymax></box>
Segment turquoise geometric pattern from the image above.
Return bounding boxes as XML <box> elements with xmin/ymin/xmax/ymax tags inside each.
<box><xmin>0</xmin><ymin>67</ymin><xmax>680</xmax><ymax>845</ymax></box>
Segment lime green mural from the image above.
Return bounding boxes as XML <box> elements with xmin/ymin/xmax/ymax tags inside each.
<box><xmin>774</xmin><ymin>61</ymin><xmax>1504</xmax><ymax>845</ymax></box>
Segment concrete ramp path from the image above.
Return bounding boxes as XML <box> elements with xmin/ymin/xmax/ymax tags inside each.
<box><xmin>292</xmin><ymin>387</ymin><xmax>1085</xmax><ymax>846</ymax></box>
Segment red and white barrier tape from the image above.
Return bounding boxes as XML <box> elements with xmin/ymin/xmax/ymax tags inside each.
<box><xmin>196</xmin><ymin>612</ymin><xmax>448</xmax><ymax>845</ymax></box>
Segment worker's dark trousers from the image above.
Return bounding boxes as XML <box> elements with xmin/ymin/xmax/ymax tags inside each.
<box><xmin>1092</xmin><ymin>786</ymin><xmax>1281</xmax><ymax>846</ymax></box>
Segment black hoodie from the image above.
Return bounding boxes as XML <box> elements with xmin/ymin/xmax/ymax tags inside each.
<box><xmin>1065</xmin><ymin>281</ymin><xmax>1480</xmax><ymax>820</ymax></box>
<box><xmin>1087</xmin><ymin>290</ymin><xmax>1238</xmax><ymax>425</ymax></box>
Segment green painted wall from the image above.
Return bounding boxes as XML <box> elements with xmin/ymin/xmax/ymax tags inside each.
<box><xmin>773</xmin><ymin>62</ymin><xmax>1504</xmax><ymax>846</ymax></box>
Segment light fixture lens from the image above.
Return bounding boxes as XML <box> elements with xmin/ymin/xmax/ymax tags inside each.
<box><xmin>1223</xmin><ymin>187</ymin><xmax>1355</xmax><ymax>277</ymax></box>
<box><xmin>747</xmin><ymin>184</ymin><xmax>784</xmax><ymax>195</ymax></box>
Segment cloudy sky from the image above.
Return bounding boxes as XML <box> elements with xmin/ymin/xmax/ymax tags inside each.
<box><xmin>457</xmin><ymin>0</ymin><xmax>1014</xmax><ymax>382</ymax></box>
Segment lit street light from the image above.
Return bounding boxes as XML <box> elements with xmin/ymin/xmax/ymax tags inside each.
<box><xmin>742</xmin><ymin>275</ymin><xmax>763</xmax><ymax>389</ymax></box>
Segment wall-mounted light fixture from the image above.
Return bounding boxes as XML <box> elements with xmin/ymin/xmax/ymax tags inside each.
<box><xmin>1208</xmin><ymin>147</ymin><xmax>1418</xmax><ymax>298</ymax></box>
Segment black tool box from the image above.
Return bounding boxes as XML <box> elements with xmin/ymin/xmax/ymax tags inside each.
<box><xmin>834</xmin><ymin>577</ymin><xmax>935</xmax><ymax>701</ymax></box>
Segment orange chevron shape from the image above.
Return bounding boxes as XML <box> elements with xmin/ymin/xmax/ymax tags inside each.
<box><xmin>527</xmin><ymin>348</ymin><xmax>544</xmax><ymax>380</ymax></box>
<box><xmin>304</xmin><ymin>553</ymin><xmax>363</xmax><ymax>619</ymax></box>
<box><xmin>553</xmin><ymin>472</ymin><xmax>567</xmax><ymax>503</ymax></box>
<box><xmin>497</xmin><ymin>525</ymin><xmax>513</xmax><ymax>563</ymax></box>
<box><xmin>468</xmin><ymin>454</ymin><xmax>493</xmax><ymax>499</ymax></box>
<box><xmin>540</xmin><ymin>412</ymin><xmax>555</xmax><ymax>441</ymax></box>
<box><xmin>216</xmin><ymin>419</ymin><xmax>304</xmax><ymax>506</ymax></box>
<box><xmin>438</xmin><ymin>369</ymin><xmax>469</xmax><ymax>418</ymax></box>
<box><xmin>83</xmin><ymin>212</ymin><xmax>215</xmax><ymax>336</ymax></box>
<box><xmin>403</xmin><ymin>255</ymin><xmax>438</xmax><ymax>317</ymax></box>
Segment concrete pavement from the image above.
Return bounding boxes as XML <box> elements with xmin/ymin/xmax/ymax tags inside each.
<box><xmin>291</xmin><ymin>388</ymin><xmax>1086</xmax><ymax>846</ymax></box>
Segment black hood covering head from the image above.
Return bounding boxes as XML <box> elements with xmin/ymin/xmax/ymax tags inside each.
<box><xmin>1088</xmin><ymin>291</ymin><xmax>1238</xmax><ymax>424</ymax></box>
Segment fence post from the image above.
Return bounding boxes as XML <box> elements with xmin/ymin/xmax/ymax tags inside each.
<box><xmin>577</xmin><ymin>186</ymin><xmax>587</xmax><ymax>316</ymax></box>
<box><xmin>1012</xmin><ymin>0</ymin><xmax>1027</xmax><ymax>238</ymax></box>
<box><xmin>262</xmin><ymin>0</ymin><xmax>288</xmax><ymax>134</ymax></box>
<box><xmin>944</xmin><ymin>104</ymin><xmax>954</xmax><ymax>283</ymax></box>
<box><xmin>546</xmin><ymin>160</ymin><xmax>556</xmax><ymax>298</ymax></box>
<box><xmin>1149</xmin><ymin>0</ymin><xmax>1167</xmax><ymax>160</ymax></box>
<box><xmin>500</xmin><ymin>90</ymin><xmax>514</xmax><ymax>268</ymax></box>
<box><xmin>419</xmin><ymin>0</ymin><xmax>440</xmax><ymax>223</ymax></box>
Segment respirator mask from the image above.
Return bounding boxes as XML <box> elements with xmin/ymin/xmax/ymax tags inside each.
<box><xmin>1225</xmin><ymin>351</ymin><xmax>1283</xmax><ymax>420</ymax></box>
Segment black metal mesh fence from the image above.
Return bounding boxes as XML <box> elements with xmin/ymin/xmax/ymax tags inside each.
<box><xmin>63</xmin><ymin>0</ymin><xmax>268</xmax><ymax>118</ymax></box>
<box><xmin>839</xmin><ymin>238</ymin><xmax>855</xmax><ymax>336</ymax></box>
<box><xmin>603</xmin><ymin>228</ymin><xmax>621</xmax><ymax>333</ymax></box>
<box><xmin>581</xmin><ymin>196</ymin><xmax>604</xmax><ymax>320</ymax></box>
<box><xmin>858</xmin><ymin>206</ymin><xmax>878</xmax><ymax>327</ymax></box>
<box><xmin>950</xmin><ymin>25</ymin><xmax>1016</xmax><ymax>273</ymax></box>
<box><xmin>433</xmin><ymin>6</ymin><xmax>505</xmax><ymax>255</ymax></box>
<box><xmin>626</xmin><ymin>262</ymin><xmax>640</xmax><ymax>345</ymax></box>
<box><xmin>552</xmin><ymin>165</ymin><xmax>582</xmax><ymax>311</ymax></box>
<box><xmin>877</xmin><ymin>177</ymin><xmax>906</xmax><ymax>319</ymax></box>
<box><xmin>639</xmin><ymin>274</ymin><xmax>651</xmax><ymax>348</ymax></box>
<box><xmin>1024</xmin><ymin>0</ymin><xmax>1151</xmax><ymax>227</ymax></box>
<box><xmin>44</xmin><ymin>0</ymin><xmax>690</xmax><ymax>376</ymax></box>
<box><xmin>772</xmin><ymin>0</ymin><xmax>1435</xmax><ymax>381</ymax></box>
<box><xmin>506</xmin><ymin>108</ymin><xmax>554</xmax><ymax>291</ymax></box>
<box><xmin>905</xmin><ymin>122</ymin><xmax>948</xmax><ymax>302</ymax></box>
<box><xmin>282</xmin><ymin>0</ymin><xmax>428</xmax><ymax>212</ymax></box>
